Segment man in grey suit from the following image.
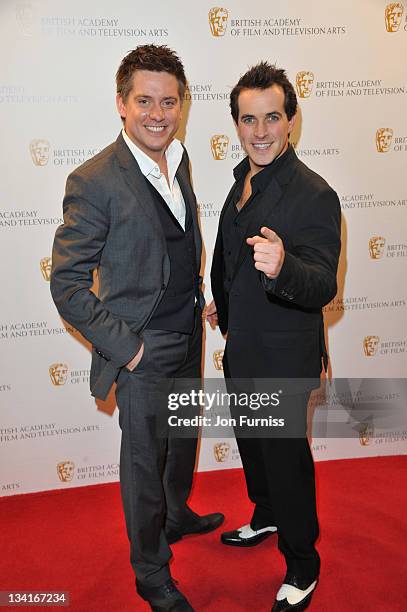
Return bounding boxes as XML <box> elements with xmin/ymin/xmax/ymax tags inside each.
<box><xmin>51</xmin><ymin>45</ymin><xmax>223</xmax><ymax>612</ymax></box>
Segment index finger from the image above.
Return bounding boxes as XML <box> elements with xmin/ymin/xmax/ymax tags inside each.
<box><xmin>246</xmin><ymin>235</ymin><xmax>269</xmax><ymax>246</ymax></box>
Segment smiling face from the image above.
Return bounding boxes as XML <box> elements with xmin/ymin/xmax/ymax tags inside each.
<box><xmin>116</xmin><ymin>70</ymin><xmax>182</xmax><ymax>162</ymax></box>
<box><xmin>234</xmin><ymin>84</ymin><xmax>296</xmax><ymax>174</ymax></box>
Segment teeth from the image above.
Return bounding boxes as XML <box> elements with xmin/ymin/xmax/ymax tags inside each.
<box><xmin>145</xmin><ymin>126</ymin><xmax>165</xmax><ymax>132</ymax></box>
<box><xmin>253</xmin><ymin>143</ymin><xmax>271</xmax><ymax>149</ymax></box>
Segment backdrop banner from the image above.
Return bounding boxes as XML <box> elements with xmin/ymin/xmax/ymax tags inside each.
<box><xmin>1</xmin><ymin>0</ymin><xmax>406</xmax><ymax>495</ymax></box>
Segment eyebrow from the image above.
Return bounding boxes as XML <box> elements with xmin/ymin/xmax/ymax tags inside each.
<box><xmin>134</xmin><ymin>95</ymin><xmax>178</xmax><ymax>100</ymax></box>
<box><xmin>240</xmin><ymin>111</ymin><xmax>282</xmax><ymax>120</ymax></box>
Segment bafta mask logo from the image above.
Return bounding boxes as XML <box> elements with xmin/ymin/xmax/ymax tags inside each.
<box><xmin>16</xmin><ymin>2</ymin><xmax>35</xmax><ymax>37</ymax></box>
<box><xmin>208</xmin><ymin>7</ymin><xmax>229</xmax><ymax>37</ymax></box>
<box><xmin>359</xmin><ymin>422</ymin><xmax>374</xmax><ymax>446</ymax></box>
<box><xmin>385</xmin><ymin>3</ymin><xmax>404</xmax><ymax>32</ymax></box>
<box><xmin>40</xmin><ymin>257</ymin><xmax>52</xmax><ymax>281</ymax></box>
<box><xmin>211</xmin><ymin>135</ymin><xmax>229</xmax><ymax>160</ymax></box>
<box><xmin>49</xmin><ymin>363</ymin><xmax>69</xmax><ymax>386</ymax></box>
<box><xmin>30</xmin><ymin>139</ymin><xmax>50</xmax><ymax>166</ymax></box>
<box><xmin>214</xmin><ymin>441</ymin><xmax>230</xmax><ymax>462</ymax></box>
<box><xmin>363</xmin><ymin>336</ymin><xmax>380</xmax><ymax>357</ymax></box>
<box><xmin>376</xmin><ymin>128</ymin><xmax>393</xmax><ymax>153</ymax></box>
<box><xmin>368</xmin><ymin>236</ymin><xmax>386</xmax><ymax>260</ymax></box>
<box><xmin>296</xmin><ymin>71</ymin><xmax>315</xmax><ymax>99</ymax></box>
<box><xmin>213</xmin><ymin>349</ymin><xmax>224</xmax><ymax>371</ymax></box>
<box><xmin>57</xmin><ymin>461</ymin><xmax>75</xmax><ymax>482</ymax></box>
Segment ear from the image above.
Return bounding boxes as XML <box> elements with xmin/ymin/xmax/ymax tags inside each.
<box><xmin>287</xmin><ymin>113</ymin><xmax>296</xmax><ymax>134</ymax></box>
<box><xmin>116</xmin><ymin>93</ymin><xmax>126</xmax><ymax>119</ymax></box>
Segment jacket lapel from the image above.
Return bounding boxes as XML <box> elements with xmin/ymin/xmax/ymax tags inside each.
<box><xmin>176</xmin><ymin>151</ymin><xmax>202</xmax><ymax>271</ymax></box>
<box><xmin>232</xmin><ymin>147</ymin><xmax>298</xmax><ymax>280</ymax></box>
<box><xmin>114</xmin><ymin>132</ymin><xmax>164</xmax><ymax>237</ymax></box>
<box><xmin>232</xmin><ymin>176</ymin><xmax>283</xmax><ymax>280</ymax></box>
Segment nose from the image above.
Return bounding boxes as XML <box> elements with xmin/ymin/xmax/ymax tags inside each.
<box><xmin>148</xmin><ymin>102</ymin><xmax>165</xmax><ymax>122</ymax></box>
<box><xmin>254</xmin><ymin>119</ymin><xmax>267</xmax><ymax>139</ymax></box>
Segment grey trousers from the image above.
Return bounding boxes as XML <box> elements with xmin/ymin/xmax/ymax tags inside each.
<box><xmin>115</xmin><ymin>309</ymin><xmax>202</xmax><ymax>586</ymax></box>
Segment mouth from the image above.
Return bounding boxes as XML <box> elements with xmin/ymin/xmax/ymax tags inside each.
<box><xmin>252</xmin><ymin>143</ymin><xmax>272</xmax><ymax>150</ymax></box>
<box><xmin>145</xmin><ymin>125</ymin><xmax>166</xmax><ymax>133</ymax></box>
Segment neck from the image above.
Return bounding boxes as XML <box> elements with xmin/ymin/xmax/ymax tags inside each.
<box><xmin>151</xmin><ymin>147</ymin><xmax>168</xmax><ymax>166</ymax></box>
<box><xmin>159</xmin><ymin>155</ymin><xmax>169</xmax><ymax>184</ymax></box>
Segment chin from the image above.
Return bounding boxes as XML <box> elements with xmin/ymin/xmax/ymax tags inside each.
<box><xmin>253</xmin><ymin>155</ymin><xmax>276</xmax><ymax>167</ymax></box>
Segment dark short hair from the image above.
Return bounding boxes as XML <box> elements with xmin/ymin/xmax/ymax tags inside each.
<box><xmin>116</xmin><ymin>44</ymin><xmax>187</xmax><ymax>102</ymax></box>
<box><xmin>230</xmin><ymin>61</ymin><xmax>297</xmax><ymax>123</ymax></box>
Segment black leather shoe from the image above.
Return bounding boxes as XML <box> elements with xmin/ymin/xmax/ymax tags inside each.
<box><xmin>221</xmin><ymin>523</ymin><xmax>277</xmax><ymax>547</ymax></box>
<box><xmin>271</xmin><ymin>574</ymin><xmax>318</xmax><ymax>611</ymax></box>
<box><xmin>166</xmin><ymin>512</ymin><xmax>224</xmax><ymax>544</ymax></box>
<box><xmin>136</xmin><ymin>578</ymin><xmax>194</xmax><ymax>611</ymax></box>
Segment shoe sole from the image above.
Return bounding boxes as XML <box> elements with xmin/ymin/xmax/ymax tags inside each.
<box><xmin>292</xmin><ymin>591</ymin><xmax>313</xmax><ymax>610</ymax></box>
<box><xmin>137</xmin><ymin>590</ymin><xmax>192</xmax><ymax>612</ymax></box>
<box><xmin>272</xmin><ymin>581</ymin><xmax>317</xmax><ymax>612</ymax></box>
<box><xmin>167</xmin><ymin>517</ymin><xmax>225</xmax><ymax>545</ymax></box>
<box><xmin>272</xmin><ymin>591</ymin><xmax>314</xmax><ymax>612</ymax></box>
<box><xmin>151</xmin><ymin>606</ymin><xmax>192</xmax><ymax>612</ymax></box>
<box><xmin>221</xmin><ymin>530</ymin><xmax>276</xmax><ymax>547</ymax></box>
<box><xmin>294</xmin><ymin>590</ymin><xmax>314</xmax><ymax>610</ymax></box>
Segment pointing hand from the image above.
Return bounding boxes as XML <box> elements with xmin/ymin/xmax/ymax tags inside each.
<box><xmin>246</xmin><ymin>226</ymin><xmax>285</xmax><ymax>279</ymax></box>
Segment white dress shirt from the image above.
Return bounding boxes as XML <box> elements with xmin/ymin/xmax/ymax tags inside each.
<box><xmin>122</xmin><ymin>128</ymin><xmax>186</xmax><ymax>229</ymax></box>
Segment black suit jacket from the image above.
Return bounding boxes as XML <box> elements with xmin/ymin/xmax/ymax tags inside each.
<box><xmin>211</xmin><ymin>146</ymin><xmax>341</xmax><ymax>381</ymax></box>
<box><xmin>51</xmin><ymin>132</ymin><xmax>203</xmax><ymax>399</ymax></box>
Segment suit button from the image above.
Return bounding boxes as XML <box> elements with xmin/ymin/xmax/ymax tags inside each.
<box><xmin>162</xmin><ymin>283</ymin><xmax>166</xmax><ymax>290</ymax></box>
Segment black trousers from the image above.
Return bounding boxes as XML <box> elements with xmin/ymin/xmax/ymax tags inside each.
<box><xmin>115</xmin><ymin>309</ymin><xmax>202</xmax><ymax>586</ymax></box>
<box><xmin>223</xmin><ymin>350</ymin><xmax>320</xmax><ymax>582</ymax></box>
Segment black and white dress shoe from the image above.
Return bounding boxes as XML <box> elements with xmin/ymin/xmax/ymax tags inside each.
<box><xmin>271</xmin><ymin>575</ymin><xmax>318</xmax><ymax>611</ymax></box>
<box><xmin>136</xmin><ymin>578</ymin><xmax>194</xmax><ymax>611</ymax></box>
<box><xmin>165</xmin><ymin>512</ymin><xmax>224</xmax><ymax>544</ymax></box>
<box><xmin>221</xmin><ymin>523</ymin><xmax>277</xmax><ymax>547</ymax></box>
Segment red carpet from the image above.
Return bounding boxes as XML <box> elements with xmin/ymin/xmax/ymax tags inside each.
<box><xmin>1</xmin><ymin>456</ymin><xmax>406</xmax><ymax>611</ymax></box>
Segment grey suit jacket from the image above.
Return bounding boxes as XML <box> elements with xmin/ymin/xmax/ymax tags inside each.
<box><xmin>51</xmin><ymin>132</ymin><xmax>203</xmax><ymax>400</ymax></box>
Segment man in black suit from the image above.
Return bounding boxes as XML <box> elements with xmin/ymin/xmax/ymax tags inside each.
<box><xmin>208</xmin><ymin>62</ymin><xmax>341</xmax><ymax>611</ymax></box>
<box><xmin>51</xmin><ymin>45</ymin><xmax>223</xmax><ymax>612</ymax></box>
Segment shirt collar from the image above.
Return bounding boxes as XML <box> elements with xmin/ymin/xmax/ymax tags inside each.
<box><xmin>233</xmin><ymin>144</ymin><xmax>295</xmax><ymax>191</ymax></box>
<box><xmin>121</xmin><ymin>128</ymin><xmax>184</xmax><ymax>182</ymax></box>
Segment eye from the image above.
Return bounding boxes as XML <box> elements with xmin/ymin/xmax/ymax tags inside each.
<box><xmin>267</xmin><ymin>114</ymin><xmax>280</xmax><ymax>122</ymax></box>
<box><xmin>241</xmin><ymin>116</ymin><xmax>255</xmax><ymax>124</ymax></box>
<box><xmin>162</xmin><ymin>99</ymin><xmax>177</xmax><ymax>108</ymax></box>
<box><xmin>137</xmin><ymin>98</ymin><xmax>149</xmax><ymax>106</ymax></box>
